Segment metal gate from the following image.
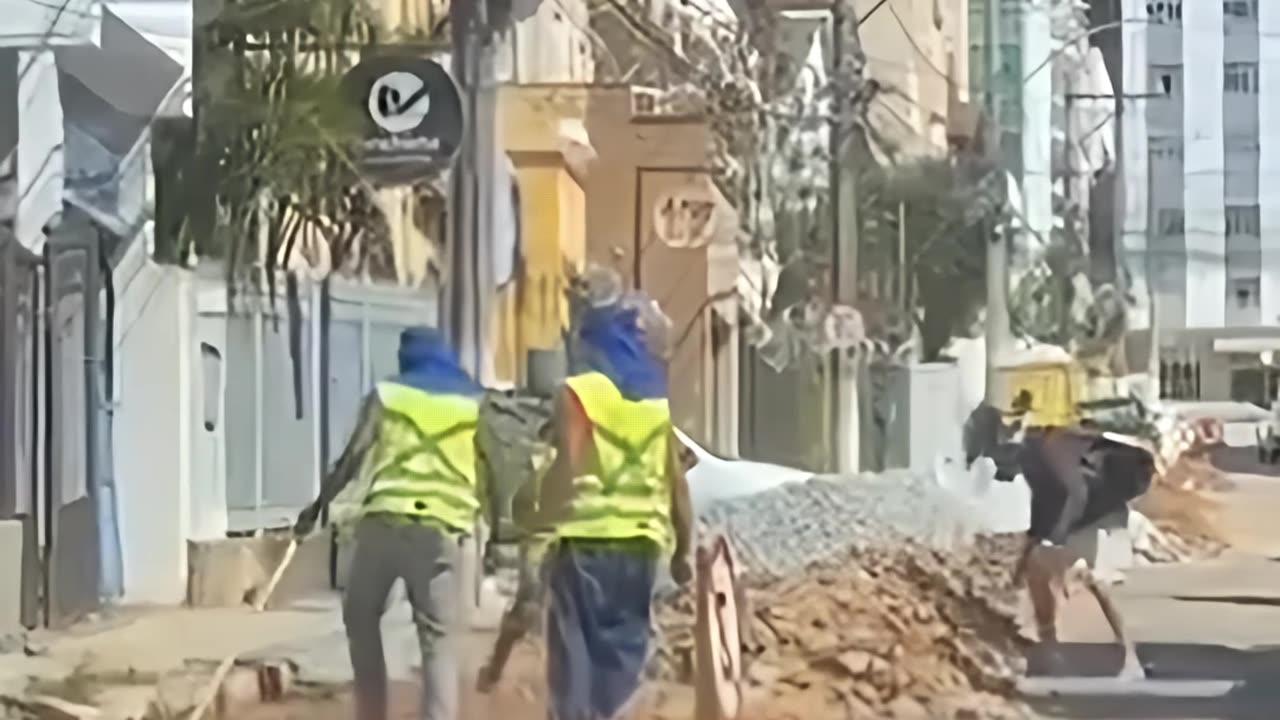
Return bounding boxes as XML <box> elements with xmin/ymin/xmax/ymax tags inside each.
<box><xmin>43</xmin><ymin>234</ymin><xmax>102</xmax><ymax>627</ymax></box>
<box><xmin>0</xmin><ymin>234</ymin><xmax>42</xmax><ymax>628</ymax></box>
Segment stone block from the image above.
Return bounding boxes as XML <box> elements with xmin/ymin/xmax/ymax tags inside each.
<box><xmin>186</xmin><ymin>534</ymin><xmax>328</xmax><ymax>608</ymax></box>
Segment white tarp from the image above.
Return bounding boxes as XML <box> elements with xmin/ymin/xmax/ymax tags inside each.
<box><xmin>676</xmin><ymin>428</ymin><xmax>813</xmax><ymax>513</ymax></box>
<box><xmin>933</xmin><ymin>456</ymin><xmax>1031</xmax><ymax>534</ymax></box>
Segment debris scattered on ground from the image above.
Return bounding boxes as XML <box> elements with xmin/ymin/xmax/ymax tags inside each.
<box><xmin>649</xmin><ymin>535</ymin><xmax>1033</xmax><ymax>719</ymax></box>
<box><xmin>0</xmin><ymin>633</ymin><xmax>25</xmax><ymax>656</ymax></box>
<box><xmin>1133</xmin><ymin>481</ymin><xmax>1227</xmax><ymax>563</ymax></box>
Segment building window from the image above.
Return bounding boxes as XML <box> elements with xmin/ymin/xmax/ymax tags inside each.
<box><xmin>1146</xmin><ymin>1</ymin><xmax>1182</xmax><ymax>23</ymax></box>
<box><xmin>1162</xmin><ymin>358</ymin><xmax>1201</xmax><ymax>400</ymax></box>
<box><xmin>1226</xmin><ymin>204</ymin><xmax>1261</xmax><ymax>236</ymax></box>
<box><xmin>1150</xmin><ymin>64</ymin><xmax>1182</xmax><ymax>97</ymax></box>
<box><xmin>1232</xmin><ymin>277</ymin><xmax>1261</xmax><ymax>308</ymax></box>
<box><xmin>1225</xmin><ymin>62</ymin><xmax>1259</xmax><ymax>93</ymax></box>
<box><xmin>1157</xmin><ymin>208</ymin><xmax>1185</xmax><ymax>235</ymax></box>
<box><xmin>1224</xmin><ymin>1</ymin><xmax>1258</xmax><ymax>19</ymax></box>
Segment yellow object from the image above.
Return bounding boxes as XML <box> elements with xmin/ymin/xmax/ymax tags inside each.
<box><xmin>361</xmin><ymin>382</ymin><xmax>482</xmax><ymax>533</ymax></box>
<box><xmin>556</xmin><ymin>372</ymin><xmax>674</xmax><ymax>548</ymax></box>
<box><xmin>994</xmin><ymin>360</ymin><xmax>1088</xmax><ymax>428</ymax></box>
<box><xmin>491</xmin><ymin>86</ymin><xmax>590</xmax><ymax>384</ymax></box>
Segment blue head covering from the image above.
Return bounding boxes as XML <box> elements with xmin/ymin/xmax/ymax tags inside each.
<box><xmin>575</xmin><ymin>303</ymin><xmax>667</xmax><ymax>401</ymax></box>
<box><xmin>393</xmin><ymin>326</ymin><xmax>482</xmax><ymax>397</ymax></box>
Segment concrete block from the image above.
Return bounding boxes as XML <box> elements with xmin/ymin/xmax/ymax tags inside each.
<box><xmin>0</xmin><ymin>521</ymin><xmax>23</xmax><ymax>637</ymax></box>
<box><xmin>258</xmin><ymin>535</ymin><xmax>330</xmax><ymax>611</ymax></box>
<box><xmin>186</xmin><ymin>534</ymin><xmax>328</xmax><ymax>608</ymax></box>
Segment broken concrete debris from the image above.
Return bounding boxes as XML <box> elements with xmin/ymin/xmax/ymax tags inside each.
<box><xmin>648</xmin><ymin>535</ymin><xmax>1033</xmax><ymax>719</ymax></box>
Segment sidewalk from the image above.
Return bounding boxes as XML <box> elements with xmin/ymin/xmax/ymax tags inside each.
<box><xmin>0</xmin><ymin>586</ymin><xmax>507</xmax><ymax>718</ymax></box>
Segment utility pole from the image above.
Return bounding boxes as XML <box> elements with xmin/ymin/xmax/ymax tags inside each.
<box><xmin>897</xmin><ymin>200</ymin><xmax>906</xmax><ymax>311</ymax></box>
<box><xmin>448</xmin><ymin>0</ymin><xmax>498</xmax><ymax>615</ymax></box>
<box><xmin>446</xmin><ymin>0</ymin><xmax>498</xmax><ymax>383</ymax></box>
<box><xmin>983</xmin><ymin>0</ymin><xmax>1010</xmax><ymax>403</ymax></box>
<box><xmin>830</xmin><ymin>0</ymin><xmax>861</xmax><ymax>474</ymax></box>
<box><xmin>1064</xmin><ymin>78</ymin><xmax>1076</xmax><ymax>252</ymax></box>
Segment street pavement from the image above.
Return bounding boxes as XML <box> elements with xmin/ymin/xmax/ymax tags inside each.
<box><xmin>1025</xmin><ymin>473</ymin><xmax>1280</xmax><ymax>719</ymax></box>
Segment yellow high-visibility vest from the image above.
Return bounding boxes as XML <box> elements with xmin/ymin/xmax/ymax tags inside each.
<box><xmin>556</xmin><ymin>371</ymin><xmax>673</xmax><ymax>548</ymax></box>
<box><xmin>359</xmin><ymin>381</ymin><xmax>481</xmax><ymax>533</ymax></box>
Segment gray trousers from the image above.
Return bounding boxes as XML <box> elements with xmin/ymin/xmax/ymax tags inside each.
<box><xmin>344</xmin><ymin>516</ymin><xmax>462</xmax><ymax>720</ymax></box>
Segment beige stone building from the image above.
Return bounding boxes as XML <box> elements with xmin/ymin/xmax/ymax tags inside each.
<box><xmin>854</xmin><ymin>0</ymin><xmax>973</xmax><ymax>157</ymax></box>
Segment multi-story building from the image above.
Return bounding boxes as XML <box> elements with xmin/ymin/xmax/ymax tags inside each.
<box><xmin>1104</xmin><ymin>0</ymin><xmax>1280</xmax><ymax>404</ymax></box>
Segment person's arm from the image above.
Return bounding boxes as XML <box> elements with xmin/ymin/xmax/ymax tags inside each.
<box><xmin>322</xmin><ymin>393</ymin><xmax>382</xmax><ymax>505</ymax></box>
<box><xmin>666</xmin><ymin>430</ymin><xmax>694</xmax><ymax>565</ymax></box>
<box><xmin>517</xmin><ymin>388</ymin><xmax>588</xmax><ymax>531</ymax></box>
<box><xmin>296</xmin><ymin>393</ymin><xmax>381</xmax><ymax>534</ymax></box>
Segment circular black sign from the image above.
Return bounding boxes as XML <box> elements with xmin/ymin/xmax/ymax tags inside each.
<box><xmin>341</xmin><ymin>55</ymin><xmax>464</xmax><ymax>184</ymax></box>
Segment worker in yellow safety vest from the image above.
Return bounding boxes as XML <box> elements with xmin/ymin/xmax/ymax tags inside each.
<box><xmin>519</xmin><ymin>297</ymin><xmax>695</xmax><ymax>720</ymax></box>
<box><xmin>293</xmin><ymin>326</ymin><xmax>486</xmax><ymax>720</ymax></box>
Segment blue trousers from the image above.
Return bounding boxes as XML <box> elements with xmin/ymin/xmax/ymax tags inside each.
<box><xmin>544</xmin><ymin>539</ymin><xmax>658</xmax><ymax>720</ymax></box>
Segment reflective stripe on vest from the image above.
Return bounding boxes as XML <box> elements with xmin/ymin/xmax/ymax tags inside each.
<box><xmin>361</xmin><ymin>382</ymin><xmax>480</xmax><ymax>533</ymax></box>
<box><xmin>558</xmin><ymin>371</ymin><xmax>673</xmax><ymax>548</ymax></box>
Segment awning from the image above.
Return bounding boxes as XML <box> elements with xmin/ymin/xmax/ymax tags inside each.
<box><xmin>56</xmin><ymin>7</ymin><xmax>184</xmax><ymax>235</ymax></box>
<box><xmin>1212</xmin><ymin>337</ymin><xmax>1280</xmax><ymax>354</ymax></box>
<box><xmin>56</xmin><ymin>5</ymin><xmax>183</xmax><ymax>158</ymax></box>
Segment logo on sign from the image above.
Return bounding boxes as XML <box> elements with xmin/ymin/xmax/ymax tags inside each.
<box><xmin>341</xmin><ymin>56</ymin><xmax>463</xmax><ymax>184</ymax></box>
<box><xmin>368</xmin><ymin>71</ymin><xmax>433</xmax><ymax>134</ymax></box>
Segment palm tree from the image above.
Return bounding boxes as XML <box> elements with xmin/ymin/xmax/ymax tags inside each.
<box><xmin>152</xmin><ymin>0</ymin><xmax>380</xmax><ymax>435</ymax></box>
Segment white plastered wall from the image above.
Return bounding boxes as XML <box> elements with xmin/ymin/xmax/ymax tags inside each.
<box><xmin>1182</xmin><ymin>0</ymin><xmax>1226</xmax><ymax>328</ymax></box>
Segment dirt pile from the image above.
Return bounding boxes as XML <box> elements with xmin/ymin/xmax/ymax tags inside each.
<box><xmin>648</xmin><ymin>535</ymin><xmax>1033</xmax><ymax>719</ymax></box>
<box><xmin>1134</xmin><ymin>478</ymin><xmax>1228</xmax><ymax>563</ymax></box>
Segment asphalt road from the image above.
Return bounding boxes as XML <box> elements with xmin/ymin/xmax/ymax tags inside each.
<box><xmin>1025</xmin><ymin>473</ymin><xmax>1280</xmax><ymax>720</ymax></box>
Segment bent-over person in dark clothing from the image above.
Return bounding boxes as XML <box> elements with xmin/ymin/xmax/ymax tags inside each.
<box><xmin>1017</xmin><ymin>425</ymin><xmax>1155</xmax><ymax>681</ymax></box>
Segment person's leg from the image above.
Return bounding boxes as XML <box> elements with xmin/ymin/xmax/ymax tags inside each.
<box><xmin>544</xmin><ymin>542</ymin><xmax>594</xmax><ymax>720</ymax></box>
<box><xmin>1072</xmin><ymin>519</ymin><xmax>1143</xmax><ymax>680</ymax></box>
<box><xmin>1024</xmin><ymin>544</ymin><xmax>1061</xmax><ymax>645</ymax></box>
<box><xmin>583</xmin><ymin>544</ymin><xmax>658</xmax><ymax>719</ymax></box>
<box><xmin>396</xmin><ymin>523</ymin><xmax>462</xmax><ymax>720</ymax></box>
<box><xmin>477</xmin><ymin>568</ymin><xmax>540</xmax><ymax>693</ymax></box>
<box><xmin>344</xmin><ymin>518</ymin><xmax>400</xmax><ymax>720</ymax></box>
<box><xmin>1084</xmin><ymin>575</ymin><xmax>1145</xmax><ymax>680</ymax></box>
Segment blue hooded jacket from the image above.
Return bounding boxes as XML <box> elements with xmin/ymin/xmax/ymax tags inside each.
<box><xmin>393</xmin><ymin>326</ymin><xmax>483</xmax><ymax>397</ymax></box>
<box><xmin>574</xmin><ymin>303</ymin><xmax>667</xmax><ymax>401</ymax></box>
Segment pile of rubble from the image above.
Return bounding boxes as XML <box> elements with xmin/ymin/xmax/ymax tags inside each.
<box><xmin>1132</xmin><ymin>417</ymin><xmax>1230</xmax><ymax>564</ymax></box>
<box><xmin>1132</xmin><ymin>483</ymin><xmax>1228</xmax><ymax>564</ymax></box>
<box><xmin>648</xmin><ymin>535</ymin><xmax>1032</xmax><ymax>719</ymax></box>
